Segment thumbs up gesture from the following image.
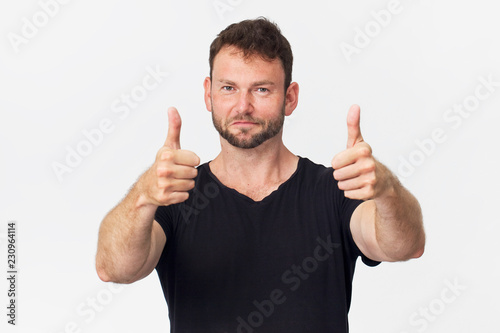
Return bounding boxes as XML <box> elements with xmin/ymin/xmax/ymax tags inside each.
<box><xmin>140</xmin><ymin>107</ymin><xmax>200</xmax><ymax>206</ymax></box>
<box><xmin>331</xmin><ymin>105</ymin><xmax>388</xmax><ymax>201</ymax></box>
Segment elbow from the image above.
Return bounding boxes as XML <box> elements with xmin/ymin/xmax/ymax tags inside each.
<box><xmin>97</xmin><ymin>267</ymin><xmax>112</xmax><ymax>283</ymax></box>
<box><xmin>411</xmin><ymin>245</ymin><xmax>425</xmax><ymax>259</ymax></box>
<box><xmin>409</xmin><ymin>232</ymin><xmax>426</xmax><ymax>259</ymax></box>
<box><xmin>388</xmin><ymin>247</ymin><xmax>424</xmax><ymax>262</ymax></box>
<box><xmin>95</xmin><ymin>250</ymin><xmax>123</xmax><ymax>283</ymax></box>
<box><xmin>96</xmin><ymin>261</ymin><xmax>113</xmax><ymax>283</ymax></box>
<box><xmin>413</xmin><ymin>229</ymin><xmax>426</xmax><ymax>259</ymax></box>
<box><xmin>95</xmin><ymin>255</ymin><xmax>119</xmax><ymax>283</ymax></box>
<box><xmin>95</xmin><ymin>261</ymin><xmax>138</xmax><ymax>284</ymax></box>
<box><xmin>385</xmin><ymin>236</ymin><xmax>426</xmax><ymax>262</ymax></box>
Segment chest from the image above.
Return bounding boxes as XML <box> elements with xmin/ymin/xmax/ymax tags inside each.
<box><xmin>172</xmin><ymin>189</ymin><xmax>343</xmax><ymax>280</ymax></box>
<box><xmin>231</xmin><ymin>184</ymin><xmax>281</xmax><ymax>202</ymax></box>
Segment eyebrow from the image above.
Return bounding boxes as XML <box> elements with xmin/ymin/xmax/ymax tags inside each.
<box><xmin>218</xmin><ymin>79</ymin><xmax>276</xmax><ymax>87</ymax></box>
<box><xmin>252</xmin><ymin>80</ymin><xmax>275</xmax><ymax>86</ymax></box>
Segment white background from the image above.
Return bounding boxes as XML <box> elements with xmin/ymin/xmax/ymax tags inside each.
<box><xmin>1</xmin><ymin>0</ymin><xmax>499</xmax><ymax>332</ymax></box>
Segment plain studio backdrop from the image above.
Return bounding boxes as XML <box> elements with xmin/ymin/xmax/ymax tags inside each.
<box><xmin>1</xmin><ymin>0</ymin><xmax>499</xmax><ymax>332</ymax></box>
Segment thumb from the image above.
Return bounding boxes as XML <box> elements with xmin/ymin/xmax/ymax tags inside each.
<box><xmin>164</xmin><ymin>106</ymin><xmax>182</xmax><ymax>149</ymax></box>
<box><xmin>346</xmin><ymin>104</ymin><xmax>363</xmax><ymax>148</ymax></box>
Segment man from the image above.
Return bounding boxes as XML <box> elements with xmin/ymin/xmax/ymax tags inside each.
<box><xmin>96</xmin><ymin>18</ymin><xmax>425</xmax><ymax>332</ymax></box>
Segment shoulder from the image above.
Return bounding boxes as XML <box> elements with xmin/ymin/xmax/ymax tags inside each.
<box><xmin>291</xmin><ymin>157</ymin><xmax>343</xmax><ymax>207</ymax></box>
<box><xmin>296</xmin><ymin>156</ymin><xmax>336</xmax><ymax>184</ymax></box>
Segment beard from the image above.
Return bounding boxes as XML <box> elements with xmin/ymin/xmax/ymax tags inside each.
<box><xmin>211</xmin><ymin>102</ymin><xmax>285</xmax><ymax>149</ymax></box>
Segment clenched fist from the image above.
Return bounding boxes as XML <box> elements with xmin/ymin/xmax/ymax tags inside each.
<box><xmin>331</xmin><ymin>105</ymin><xmax>390</xmax><ymax>201</ymax></box>
<box><xmin>139</xmin><ymin>107</ymin><xmax>200</xmax><ymax>207</ymax></box>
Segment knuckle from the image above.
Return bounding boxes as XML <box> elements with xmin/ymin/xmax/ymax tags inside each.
<box><xmin>158</xmin><ymin>178</ymin><xmax>173</xmax><ymax>190</ymax></box>
<box><xmin>161</xmin><ymin>150</ymin><xmax>174</xmax><ymax>161</ymax></box>
<box><xmin>361</xmin><ymin>146</ymin><xmax>372</xmax><ymax>156</ymax></box>
<box><xmin>156</xmin><ymin>166</ymin><xmax>173</xmax><ymax>178</ymax></box>
<box><xmin>359</xmin><ymin>145</ymin><xmax>372</xmax><ymax>157</ymax></box>
<box><xmin>164</xmin><ymin>180</ymin><xmax>174</xmax><ymax>191</ymax></box>
<box><xmin>362</xmin><ymin>172</ymin><xmax>376</xmax><ymax>187</ymax></box>
<box><xmin>164</xmin><ymin>168</ymin><xmax>174</xmax><ymax>178</ymax></box>
<box><xmin>360</xmin><ymin>184</ymin><xmax>374</xmax><ymax>198</ymax></box>
<box><xmin>156</xmin><ymin>147</ymin><xmax>168</xmax><ymax>160</ymax></box>
<box><xmin>159</xmin><ymin>193</ymin><xmax>172</xmax><ymax>205</ymax></box>
<box><xmin>366</xmin><ymin>177</ymin><xmax>376</xmax><ymax>186</ymax></box>
<box><xmin>364</xmin><ymin>160</ymin><xmax>376</xmax><ymax>172</ymax></box>
<box><xmin>156</xmin><ymin>167</ymin><xmax>165</xmax><ymax>177</ymax></box>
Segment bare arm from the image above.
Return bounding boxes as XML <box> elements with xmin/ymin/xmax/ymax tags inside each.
<box><xmin>350</xmin><ymin>163</ymin><xmax>425</xmax><ymax>262</ymax></box>
<box><xmin>95</xmin><ymin>107</ymin><xmax>200</xmax><ymax>283</ymax></box>
<box><xmin>96</xmin><ymin>178</ymin><xmax>166</xmax><ymax>283</ymax></box>
<box><xmin>332</xmin><ymin>105</ymin><xmax>425</xmax><ymax>262</ymax></box>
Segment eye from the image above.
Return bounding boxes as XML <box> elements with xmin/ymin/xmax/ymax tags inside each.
<box><xmin>222</xmin><ymin>86</ymin><xmax>234</xmax><ymax>91</ymax></box>
<box><xmin>257</xmin><ymin>87</ymin><xmax>269</xmax><ymax>93</ymax></box>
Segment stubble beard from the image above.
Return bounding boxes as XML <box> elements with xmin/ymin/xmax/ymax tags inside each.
<box><xmin>211</xmin><ymin>102</ymin><xmax>286</xmax><ymax>149</ymax></box>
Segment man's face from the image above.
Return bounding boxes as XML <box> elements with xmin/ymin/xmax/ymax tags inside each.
<box><xmin>204</xmin><ymin>46</ymin><xmax>292</xmax><ymax>149</ymax></box>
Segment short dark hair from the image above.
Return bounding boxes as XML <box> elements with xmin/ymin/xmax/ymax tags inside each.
<box><xmin>209</xmin><ymin>17</ymin><xmax>293</xmax><ymax>91</ymax></box>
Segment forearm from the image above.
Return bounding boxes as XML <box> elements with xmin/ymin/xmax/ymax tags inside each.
<box><xmin>96</xmin><ymin>174</ymin><xmax>158</xmax><ymax>283</ymax></box>
<box><xmin>96</xmin><ymin>108</ymin><xmax>199</xmax><ymax>282</ymax></box>
<box><xmin>373</xmin><ymin>168</ymin><xmax>425</xmax><ymax>261</ymax></box>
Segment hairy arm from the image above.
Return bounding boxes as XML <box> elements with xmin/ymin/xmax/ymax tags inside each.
<box><xmin>349</xmin><ymin>163</ymin><xmax>425</xmax><ymax>262</ymax></box>
<box><xmin>332</xmin><ymin>105</ymin><xmax>425</xmax><ymax>262</ymax></box>
<box><xmin>96</xmin><ymin>178</ymin><xmax>166</xmax><ymax>283</ymax></box>
<box><xmin>95</xmin><ymin>107</ymin><xmax>199</xmax><ymax>283</ymax></box>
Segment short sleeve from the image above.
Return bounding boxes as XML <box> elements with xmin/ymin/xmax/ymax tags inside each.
<box><xmin>339</xmin><ymin>194</ymin><xmax>380</xmax><ymax>267</ymax></box>
<box><xmin>154</xmin><ymin>205</ymin><xmax>175</xmax><ymax>241</ymax></box>
<box><xmin>328</xmin><ymin>168</ymin><xmax>380</xmax><ymax>267</ymax></box>
<box><xmin>154</xmin><ymin>205</ymin><xmax>179</xmax><ymax>273</ymax></box>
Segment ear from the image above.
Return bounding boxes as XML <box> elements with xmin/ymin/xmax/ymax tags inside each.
<box><xmin>203</xmin><ymin>77</ymin><xmax>212</xmax><ymax>112</ymax></box>
<box><xmin>284</xmin><ymin>82</ymin><xmax>299</xmax><ymax>116</ymax></box>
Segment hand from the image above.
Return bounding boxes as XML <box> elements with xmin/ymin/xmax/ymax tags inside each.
<box><xmin>140</xmin><ymin>107</ymin><xmax>200</xmax><ymax>206</ymax></box>
<box><xmin>331</xmin><ymin>105</ymin><xmax>388</xmax><ymax>200</ymax></box>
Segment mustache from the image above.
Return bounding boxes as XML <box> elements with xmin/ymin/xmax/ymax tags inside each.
<box><xmin>227</xmin><ymin>115</ymin><xmax>264</xmax><ymax>125</ymax></box>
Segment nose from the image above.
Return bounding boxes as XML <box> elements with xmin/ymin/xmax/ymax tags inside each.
<box><xmin>235</xmin><ymin>90</ymin><xmax>254</xmax><ymax>114</ymax></box>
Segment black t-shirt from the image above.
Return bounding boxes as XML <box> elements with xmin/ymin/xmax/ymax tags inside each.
<box><xmin>154</xmin><ymin>157</ymin><xmax>379</xmax><ymax>333</ymax></box>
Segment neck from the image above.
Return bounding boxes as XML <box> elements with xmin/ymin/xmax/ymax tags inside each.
<box><xmin>209</xmin><ymin>133</ymin><xmax>298</xmax><ymax>188</ymax></box>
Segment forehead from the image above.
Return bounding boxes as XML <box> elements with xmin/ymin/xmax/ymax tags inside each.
<box><xmin>212</xmin><ymin>46</ymin><xmax>285</xmax><ymax>82</ymax></box>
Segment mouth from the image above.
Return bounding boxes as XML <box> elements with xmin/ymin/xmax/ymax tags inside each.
<box><xmin>231</xmin><ymin>121</ymin><xmax>258</xmax><ymax>127</ymax></box>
